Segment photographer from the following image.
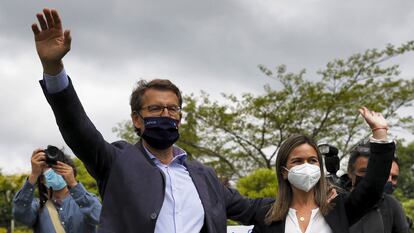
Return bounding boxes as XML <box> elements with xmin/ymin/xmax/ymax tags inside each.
<box><xmin>347</xmin><ymin>142</ymin><xmax>411</xmax><ymax>233</ymax></box>
<box><xmin>13</xmin><ymin>146</ymin><xmax>101</xmax><ymax>233</ymax></box>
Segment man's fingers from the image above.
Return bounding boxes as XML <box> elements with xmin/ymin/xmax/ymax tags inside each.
<box><xmin>33</xmin><ymin>154</ymin><xmax>46</xmax><ymax>162</ymax></box>
<box><xmin>43</xmin><ymin>8</ymin><xmax>55</xmax><ymax>29</ymax></box>
<box><xmin>36</xmin><ymin>13</ymin><xmax>48</xmax><ymax>30</ymax></box>
<box><xmin>32</xmin><ymin>148</ymin><xmax>45</xmax><ymax>158</ymax></box>
<box><xmin>56</xmin><ymin>161</ymin><xmax>68</xmax><ymax>167</ymax></box>
<box><xmin>64</xmin><ymin>30</ymin><xmax>72</xmax><ymax>48</ymax></box>
<box><xmin>54</xmin><ymin>167</ymin><xmax>68</xmax><ymax>171</ymax></box>
<box><xmin>53</xmin><ymin>163</ymin><xmax>72</xmax><ymax>172</ymax></box>
<box><xmin>54</xmin><ymin>168</ymin><xmax>65</xmax><ymax>174</ymax></box>
<box><xmin>37</xmin><ymin>161</ymin><xmax>47</xmax><ymax>168</ymax></box>
<box><xmin>31</xmin><ymin>24</ymin><xmax>40</xmax><ymax>35</ymax></box>
<box><xmin>52</xmin><ymin>166</ymin><xmax>65</xmax><ymax>172</ymax></box>
<box><xmin>51</xmin><ymin>9</ymin><xmax>62</xmax><ymax>30</ymax></box>
<box><xmin>54</xmin><ymin>169</ymin><xmax>70</xmax><ymax>178</ymax></box>
<box><xmin>53</xmin><ymin>170</ymin><xmax>64</xmax><ymax>176</ymax></box>
<box><xmin>32</xmin><ymin>148</ymin><xmax>42</xmax><ymax>156</ymax></box>
<box><xmin>56</xmin><ymin>161</ymin><xmax>72</xmax><ymax>169</ymax></box>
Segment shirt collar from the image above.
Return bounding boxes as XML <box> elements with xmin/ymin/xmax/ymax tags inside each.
<box><xmin>144</xmin><ymin>144</ymin><xmax>187</xmax><ymax>165</ymax></box>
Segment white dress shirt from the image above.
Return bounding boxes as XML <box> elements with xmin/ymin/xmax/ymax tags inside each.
<box><xmin>285</xmin><ymin>208</ymin><xmax>333</xmax><ymax>233</ymax></box>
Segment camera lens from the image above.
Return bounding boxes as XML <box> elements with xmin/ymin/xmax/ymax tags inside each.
<box><xmin>46</xmin><ymin>146</ymin><xmax>59</xmax><ymax>159</ymax></box>
<box><xmin>44</xmin><ymin>145</ymin><xmax>63</xmax><ymax>165</ymax></box>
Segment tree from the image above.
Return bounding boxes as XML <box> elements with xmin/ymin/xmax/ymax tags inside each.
<box><xmin>395</xmin><ymin>141</ymin><xmax>414</xmax><ymax>199</ymax></box>
<box><xmin>73</xmin><ymin>158</ymin><xmax>100</xmax><ymax>197</ymax></box>
<box><xmin>0</xmin><ymin>172</ymin><xmax>27</xmax><ymax>232</ymax></box>
<box><xmin>114</xmin><ymin>41</ymin><xmax>414</xmax><ymax>180</ymax></box>
<box><xmin>236</xmin><ymin>168</ymin><xmax>277</xmax><ymax>198</ymax></box>
<box><xmin>402</xmin><ymin>199</ymin><xmax>414</xmax><ymax>228</ymax></box>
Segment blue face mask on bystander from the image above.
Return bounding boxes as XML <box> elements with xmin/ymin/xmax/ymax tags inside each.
<box><xmin>43</xmin><ymin>168</ymin><xmax>67</xmax><ymax>191</ymax></box>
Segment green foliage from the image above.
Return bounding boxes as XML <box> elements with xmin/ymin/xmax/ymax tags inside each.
<box><xmin>231</xmin><ymin>168</ymin><xmax>277</xmax><ymax>226</ymax></box>
<box><xmin>395</xmin><ymin>141</ymin><xmax>414</xmax><ymax>199</ymax></box>
<box><xmin>113</xmin><ymin>41</ymin><xmax>414</xmax><ymax>181</ymax></box>
<box><xmin>0</xmin><ymin>172</ymin><xmax>27</xmax><ymax>230</ymax></box>
<box><xmin>402</xmin><ymin>199</ymin><xmax>414</xmax><ymax>227</ymax></box>
<box><xmin>112</xmin><ymin>121</ymin><xmax>139</xmax><ymax>144</ymax></box>
<box><xmin>0</xmin><ymin>227</ymin><xmax>31</xmax><ymax>233</ymax></box>
<box><xmin>236</xmin><ymin>168</ymin><xmax>277</xmax><ymax>198</ymax></box>
<box><xmin>73</xmin><ymin>158</ymin><xmax>99</xmax><ymax>197</ymax></box>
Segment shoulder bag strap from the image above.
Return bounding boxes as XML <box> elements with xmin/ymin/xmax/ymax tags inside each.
<box><xmin>45</xmin><ymin>200</ymin><xmax>66</xmax><ymax>233</ymax></box>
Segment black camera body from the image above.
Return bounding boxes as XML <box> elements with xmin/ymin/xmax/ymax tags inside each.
<box><xmin>44</xmin><ymin>145</ymin><xmax>65</xmax><ymax>165</ymax></box>
<box><xmin>318</xmin><ymin>143</ymin><xmax>340</xmax><ymax>185</ymax></box>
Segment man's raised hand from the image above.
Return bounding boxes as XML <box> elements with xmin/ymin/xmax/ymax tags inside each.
<box><xmin>32</xmin><ymin>8</ymin><xmax>71</xmax><ymax>75</ymax></box>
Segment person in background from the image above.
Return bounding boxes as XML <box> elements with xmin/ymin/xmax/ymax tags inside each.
<box><xmin>347</xmin><ymin>142</ymin><xmax>411</xmax><ymax>233</ymax></box>
<box><xmin>13</xmin><ymin>146</ymin><xmax>101</xmax><ymax>233</ymax></box>
<box><xmin>384</xmin><ymin>157</ymin><xmax>413</xmax><ymax>230</ymax></box>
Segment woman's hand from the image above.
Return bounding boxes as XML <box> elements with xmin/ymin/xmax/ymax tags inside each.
<box><xmin>327</xmin><ymin>186</ymin><xmax>338</xmax><ymax>203</ymax></box>
<box><xmin>359</xmin><ymin>107</ymin><xmax>388</xmax><ymax>140</ymax></box>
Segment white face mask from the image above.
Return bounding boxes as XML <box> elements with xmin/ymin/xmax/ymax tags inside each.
<box><xmin>284</xmin><ymin>163</ymin><xmax>321</xmax><ymax>192</ymax></box>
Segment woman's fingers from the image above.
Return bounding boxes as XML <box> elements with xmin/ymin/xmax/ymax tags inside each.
<box><xmin>359</xmin><ymin>106</ymin><xmax>388</xmax><ymax>131</ymax></box>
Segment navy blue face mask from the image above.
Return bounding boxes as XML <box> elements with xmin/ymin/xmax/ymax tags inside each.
<box><xmin>141</xmin><ymin>117</ymin><xmax>179</xmax><ymax>150</ymax></box>
<box><xmin>383</xmin><ymin>181</ymin><xmax>397</xmax><ymax>194</ymax></box>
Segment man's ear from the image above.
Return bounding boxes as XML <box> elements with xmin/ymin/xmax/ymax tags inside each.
<box><xmin>131</xmin><ymin>112</ymin><xmax>143</xmax><ymax>132</ymax></box>
<box><xmin>177</xmin><ymin>112</ymin><xmax>182</xmax><ymax>127</ymax></box>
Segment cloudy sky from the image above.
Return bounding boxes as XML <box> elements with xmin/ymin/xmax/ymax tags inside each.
<box><xmin>1</xmin><ymin>0</ymin><xmax>414</xmax><ymax>174</ymax></box>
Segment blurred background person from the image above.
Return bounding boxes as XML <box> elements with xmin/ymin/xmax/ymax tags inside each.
<box><xmin>347</xmin><ymin>142</ymin><xmax>411</xmax><ymax>233</ymax></box>
<box><xmin>13</xmin><ymin>146</ymin><xmax>101</xmax><ymax>233</ymax></box>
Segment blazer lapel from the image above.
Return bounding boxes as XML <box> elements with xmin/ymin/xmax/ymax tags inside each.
<box><xmin>268</xmin><ymin>220</ymin><xmax>285</xmax><ymax>232</ymax></box>
<box><xmin>185</xmin><ymin>162</ymin><xmax>212</xmax><ymax>211</ymax></box>
<box><xmin>325</xmin><ymin>207</ymin><xmax>348</xmax><ymax>233</ymax></box>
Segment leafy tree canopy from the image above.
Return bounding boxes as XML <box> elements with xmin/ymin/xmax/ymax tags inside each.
<box><xmin>114</xmin><ymin>41</ymin><xmax>414</xmax><ymax>180</ymax></box>
<box><xmin>395</xmin><ymin>141</ymin><xmax>414</xmax><ymax>199</ymax></box>
<box><xmin>236</xmin><ymin>168</ymin><xmax>277</xmax><ymax>199</ymax></box>
<box><xmin>0</xmin><ymin>172</ymin><xmax>26</xmax><ymax>229</ymax></box>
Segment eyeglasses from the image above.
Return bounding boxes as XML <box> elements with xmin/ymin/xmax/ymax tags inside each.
<box><xmin>140</xmin><ymin>105</ymin><xmax>181</xmax><ymax>116</ymax></box>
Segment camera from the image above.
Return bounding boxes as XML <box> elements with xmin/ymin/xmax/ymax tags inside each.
<box><xmin>318</xmin><ymin>143</ymin><xmax>340</xmax><ymax>186</ymax></box>
<box><xmin>44</xmin><ymin>145</ymin><xmax>65</xmax><ymax>165</ymax></box>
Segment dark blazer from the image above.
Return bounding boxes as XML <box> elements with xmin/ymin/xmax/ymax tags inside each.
<box><xmin>250</xmin><ymin>142</ymin><xmax>395</xmax><ymax>233</ymax></box>
<box><xmin>40</xmin><ymin>79</ymin><xmax>258</xmax><ymax>233</ymax></box>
